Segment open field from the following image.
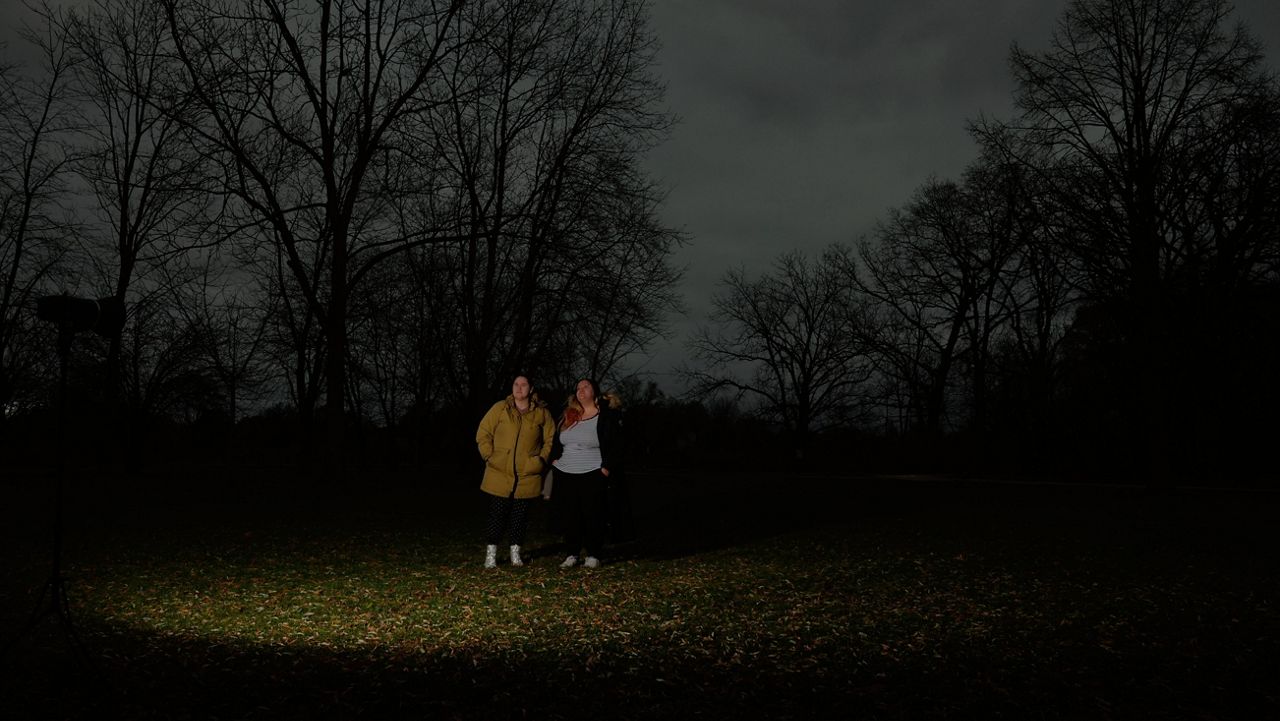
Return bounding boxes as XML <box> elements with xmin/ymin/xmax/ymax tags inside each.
<box><xmin>2</xmin><ymin>467</ymin><xmax>1278</xmax><ymax>719</ymax></box>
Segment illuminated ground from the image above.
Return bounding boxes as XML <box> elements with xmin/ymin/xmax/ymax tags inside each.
<box><xmin>2</xmin><ymin>468</ymin><xmax>1277</xmax><ymax>719</ymax></box>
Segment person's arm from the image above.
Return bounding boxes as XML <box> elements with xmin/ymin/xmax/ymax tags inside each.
<box><xmin>549</xmin><ymin>419</ymin><xmax>564</xmax><ymax>464</ymax></box>
<box><xmin>539</xmin><ymin>410</ymin><xmax>555</xmax><ymax>465</ymax></box>
<box><xmin>476</xmin><ymin>405</ymin><xmax>499</xmax><ymax>461</ymax></box>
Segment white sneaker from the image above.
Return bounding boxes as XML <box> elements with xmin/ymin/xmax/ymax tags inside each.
<box><xmin>509</xmin><ymin>545</ymin><xmax>523</xmax><ymax>567</ymax></box>
<box><xmin>484</xmin><ymin>544</ymin><xmax>497</xmax><ymax>569</ymax></box>
<box><xmin>583</xmin><ymin>556</ymin><xmax>600</xmax><ymax>569</ymax></box>
<box><xmin>560</xmin><ymin>555</ymin><xmax>578</xmax><ymax>568</ymax></box>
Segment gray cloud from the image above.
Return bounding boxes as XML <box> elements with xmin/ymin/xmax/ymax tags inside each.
<box><xmin>635</xmin><ymin>0</ymin><xmax>1280</xmax><ymax>389</ymax></box>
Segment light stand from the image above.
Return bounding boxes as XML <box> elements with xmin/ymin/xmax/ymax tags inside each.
<box><xmin>2</xmin><ymin>325</ymin><xmax>92</xmax><ymax>665</ymax></box>
<box><xmin>2</xmin><ymin>295</ymin><xmax>123</xmax><ymax>671</ymax></box>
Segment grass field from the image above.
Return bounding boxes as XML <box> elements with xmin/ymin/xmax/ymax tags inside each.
<box><xmin>2</xmin><ymin>467</ymin><xmax>1277</xmax><ymax>719</ymax></box>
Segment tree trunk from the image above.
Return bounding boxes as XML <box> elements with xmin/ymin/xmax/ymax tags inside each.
<box><xmin>324</xmin><ymin>232</ymin><xmax>349</xmax><ymax>482</ymax></box>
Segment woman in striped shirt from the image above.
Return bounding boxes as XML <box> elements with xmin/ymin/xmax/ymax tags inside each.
<box><xmin>552</xmin><ymin>378</ymin><xmax>624</xmax><ymax>568</ymax></box>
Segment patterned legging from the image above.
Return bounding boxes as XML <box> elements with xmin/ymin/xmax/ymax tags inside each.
<box><xmin>485</xmin><ymin>495</ymin><xmax>532</xmax><ymax>546</ymax></box>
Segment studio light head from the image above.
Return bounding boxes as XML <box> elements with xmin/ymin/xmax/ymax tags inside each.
<box><xmin>36</xmin><ymin>294</ymin><xmax>125</xmax><ymax>338</ymax></box>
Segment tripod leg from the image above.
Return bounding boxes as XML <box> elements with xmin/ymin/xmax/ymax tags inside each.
<box><xmin>1</xmin><ymin>576</ymin><xmax>54</xmax><ymax>659</ymax></box>
<box><xmin>2</xmin><ymin>572</ymin><xmax>96</xmax><ymax>670</ymax></box>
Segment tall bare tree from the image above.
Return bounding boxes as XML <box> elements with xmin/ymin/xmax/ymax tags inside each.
<box><xmin>0</xmin><ymin>21</ymin><xmax>76</xmax><ymax>436</ymax></box>
<box><xmin>163</xmin><ymin>0</ymin><xmax>469</xmax><ymax>470</ymax></box>
<box><xmin>49</xmin><ymin>0</ymin><xmax>217</xmax><ymax>462</ymax></box>
<box><xmin>975</xmin><ymin>0</ymin><xmax>1280</xmax><ymax>482</ymax></box>
<box><xmin>118</xmin><ymin>281</ymin><xmax>221</xmax><ymax>426</ymax></box>
<box><xmin>685</xmin><ymin>247</ymin><xmax>872</xmax><ymax>460</ymax></box>
<box><xmin>559</xmin><ymin>191</ymin><xmax>684</xmax><ymax>388</ymax></box>
<box><xmin>854</xmin><ymin>174</ymin><xmax>1019</xmax><ymax>437</ymax></box>
<box><xmin>174</xmin><ymin>256</ymin><xmax>273</xmax><ymax>432</ymax></box>
<box><xmin>979</xmin><ymin>154</ymin><xmax>1079</xmax><ymax>451</ymax></box>
<box><xmin>953</xmin><ymin>155</ymin><xmax>1055</xmax><ymax>433</ymax></box>
<box><xmin>405</xmin><ymin>0</ymin><xmax>680</xmax><ymax>414</ymax></box>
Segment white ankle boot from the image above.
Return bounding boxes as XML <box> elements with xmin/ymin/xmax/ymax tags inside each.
<box><xmin>484</xmin><ymin>544</ymin><xmax>497</xmax><ymax>569</ymax></box>
<box><xmin>509</xmin><ymin>545</ymin><xmax>523</xmax><ymax>567</ymax></box>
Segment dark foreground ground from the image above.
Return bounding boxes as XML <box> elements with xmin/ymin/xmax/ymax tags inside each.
<box><xmin>1</xmin><ymin>465</ymin><xmax>1277</xmax><ymax>720</ymax></box>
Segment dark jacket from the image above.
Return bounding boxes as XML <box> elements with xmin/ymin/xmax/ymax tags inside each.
<box><xmin>596</xmin><ymin>402</ymin><xmax>626</xmax><ymax>476</ymax></box>
<box><xmin>550</xmin><ymin>400</ymin><xmax>625</xmax><ymax>475</ymax></box>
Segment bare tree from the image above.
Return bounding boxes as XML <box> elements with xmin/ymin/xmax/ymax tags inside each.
<box><xmin>259</xmin><ymin>235</ymin><xmax>326</xmax><ymax>439</ymax></box>
<box><xmin>854</xmin><ymin>174</ymin><xmax>1018</xmax><ymax>437</ymax></box>
<box><xmin>685</xmin><ymin>247</ymin><xmax>872</xmax><ymax>460</ymax></box>
<box><xmin>953</xmin><ymin>156</ymin><xmax>1056</xmax><ymax>433</ymax></box>
<box><xmin>45</xmin><ymin>0</ymin><xmax>218</xmax><ymax>463</ymax></box>
<box><xmin>982</xmin><ymin>157</ymin><xmax>1079</xmax><ymax>449</ymax></box>
<box><xmin>537</xmin><ymin>183</ymin><xmax>684</xmax><ymax>394</ymax></box>
<box><xmin>974</xmin><ymin>0</ymin><xmax>1280</xmax><ymax>483</ymax></box>
<box><xmin>345</xmin><ymin>252</ymin><xmax>422</xmax><ymax>466</ymax></box>
<box><xmin>115</xmin><ymin>283</ymin><xmax>221</xmax><ymax>429</ymax></box>
<box><xmin>397</xmin><ymin>243</ymin><xmax>454</xmax><ymax>418</ymax></box>
<box><xmin>174</xmin><ymin>255</ymin><xmax>273</xmax><ymax>432</ymax></box>
<box><xmin>163</xmin><ymin>0</ymin><xmax>469</xmax><ymax>471</ymax></box>
<box><xmin>406</xmin><ymin>0</ymin><xmax>679</xmax><ymax>413</ymax></box>
<box><xmin>0</xmin><ymin>20</ymin><xmax>76</xmax><ymax>435</ymax></box>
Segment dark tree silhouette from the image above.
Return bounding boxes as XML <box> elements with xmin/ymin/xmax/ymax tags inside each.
<box><xmin>975</xmin><ymin>151</ymin><xmax>1079</xmax><ymax>468</ymax></box>
<box><xmin>0</xmin><ymin>17</ymin><xmax>75</xmax><ymax>441</ymax></box>
<box><xmin>50</xmin><ymin>0</ymin><xmax>217</xmax><ymax>464</ymax></box>
<box><xmin>976</xmin><ymin>0</ymin><xmax>1280</xmax><ymax>483</ymax></box>
<box><xmin>406</xmin><ymin>0</ymin><xmax>680</xmax><ymax>414</ymax></box>
<box><xmin>685</xmin><ymin>247</ymin><xmax>872</xmax><ymax>461</ymax></box>
<box><xmin>162</xmin><ymin>0</ymin><xmax>470</xmax><ymax>473</ymax></box>
<box><xmin>175</xmin><ymin>260</ymin><xmax>273</xmax><ymax>442</ymax></box>
<box><xmin>853</xmin><ymin>172</ymin><xmax>1019</xmax><ymax>439</ymax></box>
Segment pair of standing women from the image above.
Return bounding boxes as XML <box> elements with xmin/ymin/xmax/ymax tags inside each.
<box><xmin>475</xmin><ymin>376</ymin><xmax>624</xmax><ymax>568</ymax></box>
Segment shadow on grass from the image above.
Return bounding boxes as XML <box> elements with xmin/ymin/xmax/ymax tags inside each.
<box><xmin>8</xmin><ymin>632</ymin><xmax>836</xmax><ymax>721</ymax></box>
<box><xmin>0</xmin><ymin>620</ymin><xmax>898</xmax><ymax>721</ymax></box>
<box><xmin>6</xmin><ymin>602</ymin><xmax>1277</xmax><ymax>721</ymax></box>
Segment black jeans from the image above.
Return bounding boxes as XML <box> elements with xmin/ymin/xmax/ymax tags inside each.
<box><xmin>556</xmin><ymin>468</ymin><xmax>607</xmax><ymax>558</ymax></box>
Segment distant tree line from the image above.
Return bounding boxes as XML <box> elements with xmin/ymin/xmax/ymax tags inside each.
<box><xmin>0</xmin><ymin>0</ymin><xmax>682</xmax><ymax>474</ymax></box>
<box><xmin>683</xmin><ymin>0</ymin><xmax>1280</xmax><ymax>485</ymax></box>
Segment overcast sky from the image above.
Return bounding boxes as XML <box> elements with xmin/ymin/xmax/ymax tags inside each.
<box><xmin>632</xmin><ymin>0</ymin><xmax>1280</xmax><ymax>391</ymax></box>
<box><xmin>4</xmin><ymin>1</ymin><xmax>1278</xmax><ymax>392</ymax></box>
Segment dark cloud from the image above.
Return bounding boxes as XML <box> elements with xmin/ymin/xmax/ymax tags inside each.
<box><xmin>635</xmin><ymin>0</ymin><xmax>1280</xmax><ymax>389</ymax></box>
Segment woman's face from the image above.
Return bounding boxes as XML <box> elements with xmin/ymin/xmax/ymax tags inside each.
<box><xmin>575</xmin><ymin>379</ymin><xmax>596</xmax><ymax>405</ymax></box>
<box><xmin>512</xmin><ymin>376</ymin><xmax>531</xmax><ymax>401</ymax></box>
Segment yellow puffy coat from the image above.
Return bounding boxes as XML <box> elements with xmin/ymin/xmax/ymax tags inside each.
<box><xmin>476</xmin><ymin>395</ymin><xmax>555</xmax><ymax>499</ymax></box>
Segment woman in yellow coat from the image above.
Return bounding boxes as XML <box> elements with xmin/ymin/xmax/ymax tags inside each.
<box><xmin>476</xmin><ymin>375</ymin><xmax>555</xmax><ymax>568</ymax></box>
